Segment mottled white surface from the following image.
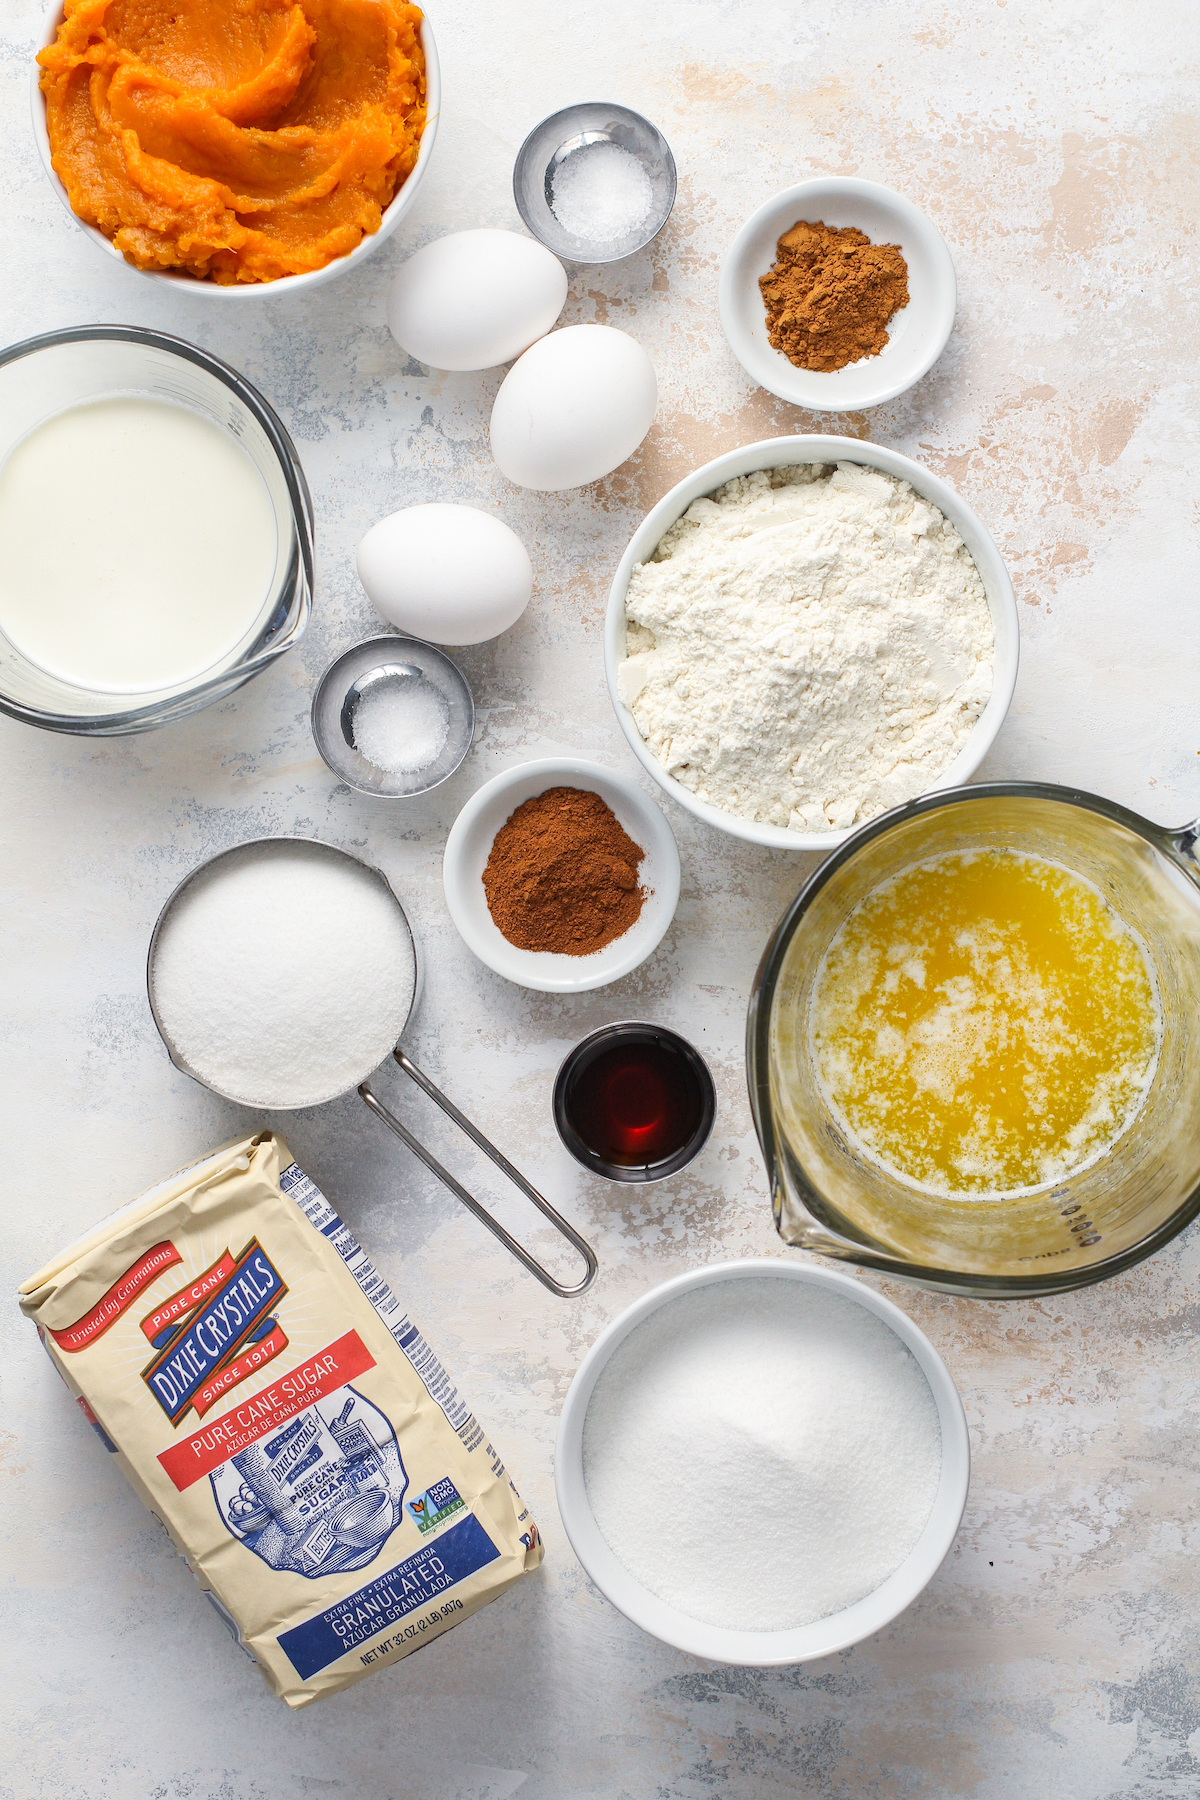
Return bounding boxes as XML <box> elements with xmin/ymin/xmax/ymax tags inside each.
<box><xmin>2</xmin><ymin>0</ymin><xmax>1199</xmax><ymax>1795</ymax></box>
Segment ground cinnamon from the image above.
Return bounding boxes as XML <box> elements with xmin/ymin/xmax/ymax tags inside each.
<box><xmin>759</xmin><ymin>220</ymin><xmax>909</xmax><ymax>373</ymax></box>
<box><xmin>482</xmin><ymin>786</ymin><xmax>646</xmax><ymax>955</ymax></box>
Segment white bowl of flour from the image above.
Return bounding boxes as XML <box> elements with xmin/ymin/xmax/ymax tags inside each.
<box><xmin>605</xmin><ymin>437</ymin><xmax>1018</xmax><ymax>851</ymax></box>
<box><xmin>555</xmin><ymin>1260</ymin><xmax>970</xmax><ymax>1664</ymax></box>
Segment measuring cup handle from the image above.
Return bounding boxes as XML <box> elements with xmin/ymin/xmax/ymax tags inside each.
<box><xmin>358</xmin><ymin>1048</ymin><xmax>598</xmax><ymax>1299</ymax></box>
<box><xmin>1165</xmin><ymin>817</ymin><xmax>1200</xmax><ymax>864</ymax></box>
<box><xmin>1163</xmin><ymin>817</ymin><xmax>1200</xmax><ymax>885</ymax></box>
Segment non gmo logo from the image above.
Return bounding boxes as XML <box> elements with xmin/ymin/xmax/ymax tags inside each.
<box><xmin>406</xmin><ymin>1476</ymin><xmax>465</xmax><ymax>1536</ymax></box>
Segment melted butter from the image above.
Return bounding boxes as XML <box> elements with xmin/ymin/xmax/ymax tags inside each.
<box><xmin>808</xmin><ymin>849</ymin><xmax>1161</xmax><ymax>1196</ymax></box>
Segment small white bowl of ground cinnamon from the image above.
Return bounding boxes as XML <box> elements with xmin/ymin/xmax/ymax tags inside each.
<box><xmin>719</xmin><ymin>178</ymin><xmax>956</xmax><ymax>411</ymax></box>
<box><xmin>442</xmin><ymin>758</ymin><xmax>681</xmax><ymax>992</ymax></box>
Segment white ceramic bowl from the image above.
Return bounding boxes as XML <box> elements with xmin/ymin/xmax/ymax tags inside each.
<box><xmin>442</xmin><ymin>758</ymin><xmax>680</xmax><ymax>993</ymax></box>
<box><xmin>605</xmin><ymin>434</ymin><xmax>1019</xmax><ymax>853</ymax></box>
<box><xmin>555</xmin><ymin>1258</ymin><xmax>970</xmax><ymax>1665</ymax></box>
<box><xmin>31</xmin><ymin>4</ymin><xmax>440</xmax><ymax>298</ymax></box>
<box><xmin>719</xmin><ymin>179</ymin><xmax>956</xmax><ymax>410</ymax></box>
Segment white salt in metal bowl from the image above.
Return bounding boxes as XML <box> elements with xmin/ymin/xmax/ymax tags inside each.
<box><xmin>555</xmin><ymin>1259</ymin><xmax>969</xmax><ymax>1665</ymax></box>
<box><xmin>442</xmin><ymin>758</ymin><xmax>680</xmax><ymax>993</ymax></box>
<box><xmin>311</xmin><ymin>634</ymin><xmax>474</xmax><ymax>799</ymax></box>
<box><xmin>719</xmin><ymin>178</ymin><xmax>956</xmax><ymax>411</ymax></box>
<box><xmin>32</xmin><ymin>3</ymin><xmax>440</xmax><ymax>298</ymax></box>
<box><xmin>604</xmin><ymin>434</ymin><xmax>1019</xmax><ymax>853</ymax></box>
<box><xmin>513</xmin><ymin>102</ymin><xmax>676</xmax><ymax>265</ymax></box>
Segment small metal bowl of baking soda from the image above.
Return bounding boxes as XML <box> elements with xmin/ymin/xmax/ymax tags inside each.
<box><xmin>311</xmin><ymin>634</ymin><xmax>474</xmax><ymax>798</ymax></box>
<box><xmin>513</xmin><ymin>103</ymin><xmax>676</xmax><ymax>265</ymax></box>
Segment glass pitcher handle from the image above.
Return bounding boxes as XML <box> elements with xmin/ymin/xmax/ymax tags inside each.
<box><xmin>1163</xmin><ymin>817</ymin><xmax>1200</xmax><ymax>880</ymax></box>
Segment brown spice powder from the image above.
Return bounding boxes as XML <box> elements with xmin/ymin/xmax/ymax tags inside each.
<box><xmin>758</xmin><ymin>220</ymin><xmax>910</xmax><ymax>373</ymax></box>
<box><xmin>482</xmin><ymin>786</ymin><xmax>647</xmax><ymax>956</ymax></box>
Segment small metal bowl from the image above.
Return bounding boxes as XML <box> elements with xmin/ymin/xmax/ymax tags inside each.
<box><xmin>513</xmin><ymin>103</ymin><xmax>676</xmax><ymax>265</ymax></box>
<box><xmin>553</xmin><ymin>1022</ymin><xmax>715</xmax><ymax>1183</ymax></box>
<box><xmin>311</xmin><ymin>634</ymin><xmax>474</xmax><ymax>799</ymax></box>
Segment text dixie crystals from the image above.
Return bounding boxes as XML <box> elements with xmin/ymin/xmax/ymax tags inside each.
<box><xmin>141</xmin><ymin>1238</ymin><xmax>287</xmax><ymax>1423</ymax></box>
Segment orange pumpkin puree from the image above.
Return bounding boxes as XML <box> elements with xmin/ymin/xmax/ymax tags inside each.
<box><xmin>38</xmin><ymin>0</ymin><xmax>426</xmax><ymax>285</ymax></box>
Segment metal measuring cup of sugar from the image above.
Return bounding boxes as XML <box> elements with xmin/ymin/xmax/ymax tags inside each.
<box><xmin>147</xmin><ymin>836</ymin><xmax>597</xmax><ymax>1298</ymax></box>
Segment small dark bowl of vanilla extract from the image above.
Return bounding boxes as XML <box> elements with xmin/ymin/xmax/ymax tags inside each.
<box><xmin>553</xmin><ymin>1022</ymin><xmax>716</xmax><ymax>1183</ymax></box>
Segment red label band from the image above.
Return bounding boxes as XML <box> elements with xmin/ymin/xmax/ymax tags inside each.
<box><xmin>140</xmin><ymin>1250</ymin><xmax>237</xmax><ymax>1341</ymax></box>
<box><xmin>157</xmin><ymin>1330</ymin><xmax>376</xmax><ymax>1492</ymax></box>
<box><xmin>50</xmin><ymin>1242</ymin><xmax>182</xmax><ymax>1353</ymax></box>
<box><xmin>193</xmin><ymin>1321</ymin><xmax>289</xmax><ymax>1417</ymax></box>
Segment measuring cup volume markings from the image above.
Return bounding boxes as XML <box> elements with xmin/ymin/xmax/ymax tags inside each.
<box><xmin>147</xmin><ymin>837</ymin><xmax>597</xmax><ymax>1297</ymax></box>
<box><xmin>747</xmin><ymin>782</ymin><xmax>1200</xmax><ymax>1298</ymax></box>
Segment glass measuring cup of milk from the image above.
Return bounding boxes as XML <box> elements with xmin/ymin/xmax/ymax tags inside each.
<box><xmin>748</xmin><ymin>782</ymin><xmax>1200</xmax><ymax>1297</ymax></box>
<box><xmin>0</xmin><ymin>327</ymin><xmax>312</xmax><ymax>735</ymax></box>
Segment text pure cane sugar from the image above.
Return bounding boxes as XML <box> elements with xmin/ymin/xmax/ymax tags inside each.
<box><xmin>18</xmin><ymin>1132</ymin><xmax>542</xmax><ymax>1706</ymax></box>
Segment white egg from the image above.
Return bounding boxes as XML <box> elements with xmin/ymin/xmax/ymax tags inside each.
<box><xmin>356</xmin><ymin>504</ymin><xmax>533</xmax><ymax>645</ymax></box>
<box><xmin>489</xmin><ymin>325</ymin><xmax>657</xmax><ymax>492</ymax></box>
<box><xmin>387</xmin><ymin>230</ymin><xmax>568</xmax><ymax>372</ymax></box>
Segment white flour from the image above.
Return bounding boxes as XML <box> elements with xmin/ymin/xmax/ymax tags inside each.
<box><xmin>619</xmin><ymin>463</ymin><xmax>994</xmax><ymax>833</ymax></box>
<box><xmin>582</xmin><ymin>1278</ymin><xmax>942</xmax><ymax>1632</ymax></box>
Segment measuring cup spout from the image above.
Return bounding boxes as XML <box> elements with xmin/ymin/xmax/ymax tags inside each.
<box><xmin>360</xmin><ymin>1048</ymin><xmax>599</xmax><ymax>1298</ymax></box>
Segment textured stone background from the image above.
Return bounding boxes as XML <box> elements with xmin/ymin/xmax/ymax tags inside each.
<box><xmin>2</xmin><ymin>0</ymin><xmax>1199</xmax><ymax>1794</ymax></box>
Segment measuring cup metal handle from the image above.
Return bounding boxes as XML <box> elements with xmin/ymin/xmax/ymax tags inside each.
<box><xmin>358</xmin><ymin>1048</ymin><xmax>599</xmax><ymax>1299</ymax></box>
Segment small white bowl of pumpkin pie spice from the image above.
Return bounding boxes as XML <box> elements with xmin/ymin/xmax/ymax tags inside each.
<box><xmin>443</xmin><ymin>758</ymin><xmax>681</xmax><ymax>993</ymax></box>
<box><xmin>719</xmin><ymin>177</ymin><xmax>956</xmax><ymax>411</ymax></box>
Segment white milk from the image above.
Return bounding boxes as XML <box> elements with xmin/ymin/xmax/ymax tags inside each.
<box><xmin>0</xmin><ymin>396</ymin><xmax>278</xmax><ymax>693</ymax></box>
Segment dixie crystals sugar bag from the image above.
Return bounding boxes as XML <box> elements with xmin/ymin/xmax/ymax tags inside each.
<box><xmin>18</xmin><ymin>1131</ymin><xmax>542</xmax><ymax>1706</ymax></box>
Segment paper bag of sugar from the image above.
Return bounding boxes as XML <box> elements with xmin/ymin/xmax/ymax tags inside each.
<box><xmin>18</xmin><ymin>1131</ymin><xmax>542</xmax><ymax>1707</ymax></box>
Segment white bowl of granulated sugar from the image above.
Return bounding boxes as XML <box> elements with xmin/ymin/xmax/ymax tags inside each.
<box><xmin>605</xmin><ymin>435</ymin><xmax>1019</xmax><ymax>853</ymax></box>
<box><xmin>555</xmin><ymin>1260</ymin><xmax>969</xmax><ymax>1664</ymax></box>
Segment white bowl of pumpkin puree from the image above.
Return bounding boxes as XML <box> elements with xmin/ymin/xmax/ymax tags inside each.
<box><xmin>31</xmin><ymin>0</ymin><xmax>439</xmax><ymax>292</ymax></box>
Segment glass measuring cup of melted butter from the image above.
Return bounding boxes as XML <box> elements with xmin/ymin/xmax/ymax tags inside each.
<box><xmin>747</xmin><ymin>783</ymin><xmax>1200</xmax><ymax>1297</ymax></box>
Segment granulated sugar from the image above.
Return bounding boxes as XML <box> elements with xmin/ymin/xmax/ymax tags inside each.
<box><xmin>550</xmin><ymin>141</ymin><xmax>653</xmax><ymax>244</ymax></box>
<box><xmin>152</xmin><ymin>842</ymin><xmax>416</xmax><ymax>1108</ymax></box>
<box><xmin>582</xmin><ymin>1278</ymin><xmax>942</xmax><ymax>1631</ymax></box>
<box><xmin>353</xmin><ymin>675</ymin><xmax>450</xmax><ymax>775</ymax></box>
